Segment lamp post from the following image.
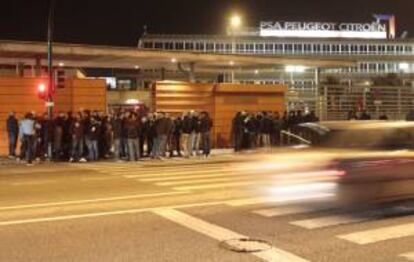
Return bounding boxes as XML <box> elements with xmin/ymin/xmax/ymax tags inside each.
<box><xmin>46</xmin><ymin>0</ymin><xmax>55</xmax><ymax>158</ymax></box>
<box><xmin>229</xmin><ymin>14</ymin><xmax>242</xmax><ymax>54</ymax></box>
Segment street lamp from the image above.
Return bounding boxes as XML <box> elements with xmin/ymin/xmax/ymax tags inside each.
<box><xmin>230</xmin><ymin>15</ymin><xmax>242</xmax><ymax>29</ymax></box>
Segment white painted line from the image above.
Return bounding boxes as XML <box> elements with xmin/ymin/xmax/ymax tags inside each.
<box><xmin>154</xmin><ymin>209</ymin><xmax>309</xmax><ymax>262</ymax></box>
<box><xmin>138</xmin><ymin>169</ymin><xmax>262</xmax><ymax>181</ymax></box>
<box><xmin>155</xmin><ymin>176</ymin><xmax>263</xmax><ymax>186</ymax></box>
<box><xmin>0</xmin><ymin>198</ymin><xmax>267</xmax><ymax>227</ymax></box>
<box><xmin>173</xmin><ymin>181</ymin><xmax>269</xmax><ymax>191</ymax></box>
<box><xmin>227</xmin><ymin>194</ymin><xmax>333</xmax><ymax>207</ymax></box>
<box><xmin>290</xmin><ymin>213</ymin><xmax>370</xmax><ymax>229</ymax></box>
<box><xmin>124</xmin><ymin>167</ymin><xmax>245</xmax><ymax>178</ymax></box>
<box><xmin>400</xmin><ymin>252</ymin><xmax>414</xmax><ymax>261</ymax></box>
<box><xmin>253</xmin><ymin>205</ymin><xmax>331</xmax><ymax>218</ymax></box>
<box><xmin>0</xmin><ymin>191</ymin><xmax>188</xmax><ymax>211</ymax></box>
<box><xmin>80</xmin><ymin>177</ymin><xmax>119</xmax><ymax>182</ymax></box>
<box><xmin>11</xmin><ymin>180</ymin><xmax>57</xmax><ymax>186</ymax></box>
<box><xmin>338</xmin><ymin>222</ymin><xmax>414</xmax><ymax>245</ymax></box>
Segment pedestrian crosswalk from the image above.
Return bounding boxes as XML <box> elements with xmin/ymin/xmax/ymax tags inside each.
<box><xmin>78</xmin><ymin>160</ymin><xmax>335</xmax><ymax>194</ymax></box>
<box><xmin>76</xmin><ymin>161</ymin><xmax>414</xmax><ymax>261</ymax></box>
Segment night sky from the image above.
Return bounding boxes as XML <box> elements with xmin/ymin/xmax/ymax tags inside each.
<box><xmin>0</xmin><ymin>0</ymin><xmax>412</xmax><ymax>46</ymax></box>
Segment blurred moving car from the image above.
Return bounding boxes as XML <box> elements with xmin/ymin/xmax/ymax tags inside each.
<box><xmin>293</xmin><ymin>121</ymin><xmax>414</xmax><ymax>205</ymax></box>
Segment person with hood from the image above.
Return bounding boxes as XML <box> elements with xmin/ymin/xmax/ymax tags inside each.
<box><xmin>6</xmin><ymin>111</ymin><xmax>18</xmax><ymax>158</ymax></box>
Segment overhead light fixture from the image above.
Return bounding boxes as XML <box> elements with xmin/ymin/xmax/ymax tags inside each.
<box><xmin>399</xmin><ymin>63</ymin><xmax>409</xmax><ymax>72</ymax></box>
<box><xmin>254</xmin><ymin>69</ymin><xmax>259</xmax><ymax>74</ymax></box>
<box><xmin>134</xmin><ymin>65</ymin><xmax>140</xmax><ymax>69</ymax></box>
<box><xmin>230</xmin><ymin>15</ymin><xmax>242</xmax><ymax>29</ymax></box>
<box><xmin>285</xmin><ymin>65</ymin><xmax>306</xmax><ymax>73</ymax></box>
<box><xmin>171</xmin><ymin>58</ymin><xmax>177</xmax><ymax>63</ymax></box>
<box><xmin>229</xmin><ymin>61</ymin><xmax>235</xmax><ymax>66</ymax></box>
<box><xmin>58</xmin><ymin>62</ymin><xmax>64</xmax><ymax>67</ymax></box>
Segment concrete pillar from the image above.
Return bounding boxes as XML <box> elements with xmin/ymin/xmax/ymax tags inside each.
<box><xmin>35</xmin><ymin>56</ymin><xmax>42</xmax><ymax>76</ymax></box>
<box><xmin>16</xmin><ymin>62</ymin><xmax>25</xmax><ymax>77</ymax></box>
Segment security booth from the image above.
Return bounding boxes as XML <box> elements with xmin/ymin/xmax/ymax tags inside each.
<box><xmin>152</xmin><ymin>81</ymin><xmax>287</xmax><ymax>148</ymax></box>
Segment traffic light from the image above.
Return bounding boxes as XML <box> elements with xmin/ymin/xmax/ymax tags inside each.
<box><xmin>37</xmin><ymin>83</ymin><xmax>47</xmax><ymax>100</ymax></box>
<box><xmin>55</xmin><ymin>69</ymin><xmax>65</xmax><ymax>89</ymax></box>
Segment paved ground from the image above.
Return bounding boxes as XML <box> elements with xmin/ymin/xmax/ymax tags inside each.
<box><xmin>0</xmin><ymin>153</ymin><xmax>413</xmax><ymax>262</ymax></box>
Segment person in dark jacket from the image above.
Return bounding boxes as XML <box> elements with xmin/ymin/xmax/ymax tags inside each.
<box><xmin>146</xmin><ymin>113</ymin><xmax>156</xmax><ymax>157</ymax></box>
<box><xmin>232</xmin><ymin>112</ymin><xmax>244</xmax><ymax>152</ymax></box>
<box><xmin>181</xmin><ymin>112</ymin><xmax>194</xmax><ymax>157</ymax></box>
<box><xmin>199</xmin><ymin>112</ymin><xmax>213</xmax><ymax>157</ymax></box>
<box><xmin>6</xmin><ymin>112</ymin><xmax>18</xmax><ymax>158</ymax></box>
<box><xmin>87</xmin><ymin>116</ymin><xmax>100</xmax><ymax>161</ymax></box>
<box><xmin>69</xmin><ymin>112</ymin><xmax>85</xmax><ymax>162</ymax></box>
<box><xmin>169</xmin><ymin>116</ymin><xmax>183</xmax><ymax>157</ymax></box>
<box><xmin>125</xmin><ymin>113</ymin><xmax>140</xmax><ymax>161</ymax></box>
<box><xmin>53</xmin><ymin>113</ymin><xmax>66</xmax><ymax>160</ymax></box>
<box><xmin>112</xmin><ymin>113</ymin><xmax>123</xmax><ymax>161</ymax></box>
<box><xmin>41</xmin><ymin>112</ymin><xmax>54</xmax><ymax>159</ymax></box>
<box><xmin>154</xmin><ymin>112</ymin><xmax>173</xmax><ymax>158</ymax></box>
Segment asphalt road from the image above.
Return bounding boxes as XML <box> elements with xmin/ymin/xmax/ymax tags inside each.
<box><xmin>0</xmin><ymin>154</ymin><xmax>413</xmax><ymax>262</ymax></box>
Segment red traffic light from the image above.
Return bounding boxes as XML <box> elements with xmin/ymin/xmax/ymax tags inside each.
<box><xmin>37</xmin><ymin>83</ymin><xmax>48</xmax><ymax>100</ymax></box>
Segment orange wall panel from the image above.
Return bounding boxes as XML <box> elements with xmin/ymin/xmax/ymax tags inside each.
<box><xmin>0</xmin><ymin>77</ymin><xmax>106</xmax><ymax>156</ymax></box>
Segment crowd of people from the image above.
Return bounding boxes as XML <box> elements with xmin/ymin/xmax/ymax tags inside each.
<box><xmin>231</xmin><ymin>110</ymin><xmax>319</xmax><ymax>151</ymax></box>
<box><xmin>6</xmin><ymin>109</ymin><xmax>213</xmax><ymax>166</ymax></box>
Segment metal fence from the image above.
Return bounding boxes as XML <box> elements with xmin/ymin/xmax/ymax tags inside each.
<box><xmin>318</xmin><ymin>85</ymin><xmax>414</xmax><ymax>120</ymax></box>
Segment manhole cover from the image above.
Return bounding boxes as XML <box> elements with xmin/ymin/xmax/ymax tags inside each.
<box><xmin>220</xmin><ymin>238</ymin><xmax>272</xmax><ymax>253</ymax></box>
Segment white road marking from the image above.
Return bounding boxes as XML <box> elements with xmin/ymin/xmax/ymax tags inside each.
<box><xmin>290</xmin><ymin>213</ymin><xmax>371</xmax><ymax>229</ymax></box>
<box><xmin>400</xmin><ymin>252</ymin><xmax>414</xmax><ymax>261</ymax></box>
<box><xmin>155</xmin><ymin>176</ymin><xmax>264</xmax><ymax>186</ymax></box>
<box><xmin>0</xmin><ymin>191</ymin><xmax>188</xmax><ymax>211</ymax></box>
<box><xmin>253</xmin><ymin>205</ymin><xmax>331</xmax><ymax>218</ymax></box>
<box><xmin>0</xmin><ymin>197</ymin><xmax>274</xmax><ymax>227</ymax></box>
<box><xmin>80</xmin><ymin>177</ymin><xmax>119</xmax><ymax>182</ymax></box>
<box><xmin>123</xmin><ymin>167</ymin><xmax>245</xmax><ymax>178</ymax></box>
<box><xmin>137</xmin><ymin>169</ymin><xmax>268</xmax><ymax>181</ymax></box>
<box><xmin>173</xmin><ymin>181</ymin><xmax>269</xmax><ymax>191</ymax></box>
<box><xmin>227</xmin><ymin>194</ymin><xmax>333</xmax><ymax>207</ymax></box>
<box><xmin>154</xmin><ymin>209</ymin><xmax>309</xmax><ymax>262</ymax></box>
<box><xmin>337</xmin><ymin>222</ymin><xmax>414</xmax><ymax>245</ymax></box>
<box><xmin>11</xmin><ymin>180</ymin><xmax>57</xmax><ymax>186</ymax></box>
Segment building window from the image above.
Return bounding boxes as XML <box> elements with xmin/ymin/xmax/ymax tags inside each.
<box><xmin>225</xmin><ymin>43</ymin><xmax>232</xmax><ymax>52</ymax></box>
<box><xmin>313</xmin><ymin>44</ymin><xmax>321</xmax><ymax>53</ymax></box>
<box><xmin>185</xmin><ymin>42</ymin><xmax>194</xmax><ymax>50</ymax></box>
<box><xmin>175</xmin><ymin>42</ymin><xmax>184</xmax><ymax>50</ymax></box>
<box><xmin>368</xmin><ymin>45</ymin><xmax>377</xmax><ymax>53</ymax></box>
<box><xmin>332</xmin><ymin>44</ymin><xmax>340</xmax><ymax>53</ymax></box>
<box><xmin>404</xmin><ymin>45</ymin><xmax>413</xmax><ymax>53</ymax></box>
<box><xmin>195</xmin><ymin>42</ymin><xmax>205</xmax><ymax>51</ymax></box>
<box><xmin>143</xmin><ymin>42</ymin><xmax>153</xmax><ymax>49</ymax></box>
<box><xmin>341</xmin><ymin>45</ymin><xmax>350</xmax><ymax>53</ymax></box>
<box><xmin>285</xmin><ymin>44</ymin><xmax>293</xmax><ymax>53</ymax></box>
<box><xmin>236</xmin><ymin>43</ymin><xmax>245</xmax><ymax>53</ymax></box>
<box><xmin>360</xmin><ymin>45</ymin><xmax>368</xmax><ymax>54</ymax></box>
<box><xmin>304</xmin><ymin>44</ymin><xmax>312</xmax><ymax>53</ymax></box>
<box><xmin>275</xmin><ymin>44</ymin><xmax>283</xmax><ymax>53</ymax></box>
<box><xmin>255</xmin><ymin>43</ymin><xmax>264</xmax><ymax>53</ymax></box>
<box><xmin>387</xmin><ymin>45</ymin><xmax>395</xmax><ymax>53</ymax></box>
<box><xmin>246</xmin><ymin>43</ymin><xmax>254</xmax><ymax>52</ymax></box>
<box><xmin>265</xmin><ymin>44</ymin><xmax>274</xmax><ymax>53</ymax></box>
<box><xmin>215</xmin><ymin>43</ymin><xmax>224</xmax><ymax>52</ymax></box>
<box><xmin>322</xmin><ymin>44</ymin><xmax>330</xmax><ymax>53</ymax></box>
<box><xmin>294</xmin><ymin>44</ymin><xmax>303</xmax><ymax>53</ymax></box>
<box><xmin>206</xmin><ymin>43</ymin><xmax>214</xmax><ymax>52</ymax></box>
<box><xmin>165</xmin><ymin>42</ymin><xmax>174</xmax><ymax>50</ymax></box>
<box><xmin>396</xmin><ymin>45</ymin><xmax>404</xmax><ymax>53</ymax></box>
<box><xmin>154</xmin><ymin>42</ymin><xmax>163</xmax><ymax>49</ymax></box>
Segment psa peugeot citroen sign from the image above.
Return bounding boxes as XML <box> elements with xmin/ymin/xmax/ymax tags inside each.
<box><xmin>260</xmin><ymin>21</ymin><xmax>388</xmax><ymax>39</ymax></box>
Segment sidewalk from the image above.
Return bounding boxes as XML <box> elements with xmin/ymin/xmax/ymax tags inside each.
<box><xmin>0</xmin><ymin>148</ymin><xmax>237</xmax><ymax>166</ymax></box>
